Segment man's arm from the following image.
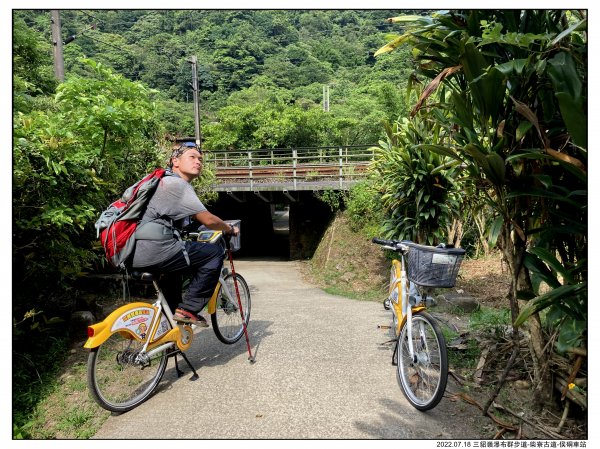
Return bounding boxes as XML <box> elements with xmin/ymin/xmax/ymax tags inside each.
<box><xmin>193</xmin><ymin>210</ymin><xmax>239</xmax><ymax>236</ymax></box>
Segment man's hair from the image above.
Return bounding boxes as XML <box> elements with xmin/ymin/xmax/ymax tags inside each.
<box><xmin>168</xmin><ymin>142</ymin><xmax>201</xmax><ymax>168</ymax></box>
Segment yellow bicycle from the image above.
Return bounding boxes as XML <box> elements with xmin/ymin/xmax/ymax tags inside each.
<box><xmin>373</xmin><ymin>238</ymin><xmax>465</xmax><ymax>411</ymax></box>
<box><xmin>84</xmin><ymin>226</ymin><xmax>252</xmax><ymax>413</ymax></box>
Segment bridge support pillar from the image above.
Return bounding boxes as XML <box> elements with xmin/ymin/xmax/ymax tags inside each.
<box><xmin>283</xmin><ymin>190</ymin><xmax>297</xmax><ymax>202</ymax></box>
<box><xmin>254</xmin><ymin>191</ymin><xmax>271</xmax><ymax>202</ymax></box>
<box><xmin>289</xmin><ymin>193</ymin><xmax>335</xmax><ymax>260</ymax></box>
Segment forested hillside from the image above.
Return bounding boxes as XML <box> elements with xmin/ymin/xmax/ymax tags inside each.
<box><xmin>15</xmin><ymin>9</ymin><xmax>416</xmax><ymax>147</ymax></box>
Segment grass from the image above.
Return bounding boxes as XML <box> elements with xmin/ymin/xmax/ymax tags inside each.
<box><xmin>447</xmin><ymin>338</ymin><xmax>481</xmax><ymax>370</ymax></box>
<box><xmin>13</xmin><ymin>343</ymin><xmax>111</xmax><ymax>439</ymax></box>
<box><xmin>306</xmin><ymin>212</ymin><xmax>388</xmax><ymax>302</ymax></box>
<box><xmin>469</xmin><ymin>306</ymin><xmax>511</xmax><ymax>336</ymax></box>
<box><xmin>439</xmin><ymin>306</ymin><xmax>511</xmax><ymax>375</ymax></box>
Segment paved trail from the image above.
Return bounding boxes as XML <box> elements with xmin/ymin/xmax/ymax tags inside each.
<box><xmin>93</xmin><ymin>259</ymin><xmax>482</xmax><ymax>440</ymax></box>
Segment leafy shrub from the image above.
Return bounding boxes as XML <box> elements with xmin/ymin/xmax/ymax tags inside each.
<box><xmin>345</xmin><ymin>180</ymin><xmax>384</xmax><ymax>237</ymax></box>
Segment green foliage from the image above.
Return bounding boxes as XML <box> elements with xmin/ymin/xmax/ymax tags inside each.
<box><xmin>345</xmin><ymin>180</ymin><xmax>384</xmax><ymax>237</ymax></box>
<box><xmin>370</xmin><ymin>117</ymin><xmax>464</xmax><ymax>245</ymax></box>
<box><xmin>470</xmin><ymin>306</ymin><xmax>511</xmax><ymax>334</ymax></box>
<box><xmin>376</xmin><ymin>10</ymin><xmax>587</xmax><ymax>354</ymax></box>
<box><xmin>17</xmin><ymin>10</ymin><xmax>414</xmax><ymax>143</ymax></box>
<box><xmin>13</xmin><ymin>60</ymin><xmax>163</xmax><ymax>305</ymax></box>
<box><xmin>12</xmin><ymin>18</ymin><xmax>57</xmax><ymax>113</ymax></box>
<box><xmin>313</xmin><ymin>190</ymin><xmax>348</xmax><ymax>212</ymax></box>
<box><xmin>13</xmin><ymin>54</ymin><xmax>170</xmax><ymax>438</ymax></box>
<box><xmin>203</xmin><ymin>85</ymin><xmax>332</xmax><ymax>149</ymax></box>
<box><xmin>447</xmin><ymin>338</ymin><xmax>480</xmax><ymax>370</ymax></box>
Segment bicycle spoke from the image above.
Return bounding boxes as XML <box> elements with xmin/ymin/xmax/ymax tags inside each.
<box><xmin>88</xmin><ymin>332</ymin><xmax>168</xmax><ymax>412</ymax></box>
<box><xmin>396</xmin><ymin>312</ymin><xmax>448</xmax><ymax>410</ymax></box>
<box><xmin>211</xmin><ymin>273</ymin><xmax>251</xmax><ymax>344</ymax></box>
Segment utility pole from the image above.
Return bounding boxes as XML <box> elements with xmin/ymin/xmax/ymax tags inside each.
<box><xmin>188</xmin><ymin>56</ymin><xmax>202</xmax><ymax>148</ymax></box>
<box><xmin>50</xmin><ymin>10</ymin><xmax>65</xmax><ymax>82</ymax></box>
<box><xmin>323</xmin><ymin>85</ymin><xmax>330</xmax><ymax>112</ymax></box>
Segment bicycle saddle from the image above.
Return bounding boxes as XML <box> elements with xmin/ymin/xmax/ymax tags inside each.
<box><xmin>129</xmin><ymin>271</ymin><xmax>156</xmax><ymax>281</ymax></box>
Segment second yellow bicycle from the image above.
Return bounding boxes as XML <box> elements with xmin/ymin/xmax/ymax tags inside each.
<box><xmin>373</xmin><ymin>238</ymin><xmax>465</xmax><ymax>411</ymax></box>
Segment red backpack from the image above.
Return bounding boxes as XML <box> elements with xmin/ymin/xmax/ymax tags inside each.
<box><xmin>95</xmin><ymin>168</ymin><xmax>167</xmax><ymax>269</ymax></box>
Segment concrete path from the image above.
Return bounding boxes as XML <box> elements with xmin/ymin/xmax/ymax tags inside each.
<box><xmin>92</xmin><ymin>259</ymin><xmax>475</xmax><ymax>440</ymax></box>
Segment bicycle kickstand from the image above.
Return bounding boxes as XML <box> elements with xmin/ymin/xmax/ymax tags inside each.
<box><xmin>172</xmin><ymin>350</ymin><xmax>199</xmax><ymax>381</ymax></box>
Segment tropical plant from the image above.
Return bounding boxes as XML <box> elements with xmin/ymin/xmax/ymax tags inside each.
<box><xmin>376</xmin><ymin>9</ymin><xmax>587</xmax><ymax>409</ymax></box>
<box><xmin>370</xmin><ymin>116</ymin><xmax>465</xmax><ymax>245</ymax></box>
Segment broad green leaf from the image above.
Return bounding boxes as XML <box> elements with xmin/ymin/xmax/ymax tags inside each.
<box><xmin>529</xmin><ymin>247</ymin><xmax>576</xmax><ymax>284</ymax></box>
<box><xmin>375</xmin><ymin>32</ymin><xmax>413</xmax><ymax>56</ymax></box>
<box><xmin>462</xmin><ymin>143</ymin><xmax>487</xmax><ymax>168</ymax></box>
<box><xmin>488</xmin><ymin>215</ymin><xmax>503</xmax><ymax>248</ymax></box>
<box><xmin>416</xmin><ymin>144</ymin><xmax>463</xmax><ymax>161</ymax></box>
<box><xmin>516</xmin><ymin>121</ymin><xmax>533</xmax><ymax>141</ymax></box>
<box><xmin>551</xmin><ymin>18</ymin><xmax>587</xmax><ymax>46</ymax></box>
<box><xmin>555</xmin><ymin>317</ymin><xmax>586</xmax><ymax>353</ymax></box>
<box><xmin>495</xmin><ymin>59</ymin><xmax>528</xmax><ymax>76</ymax></box>
<box><xmin>450</xmin><ymin>90</ymin><xmax>474</xmax><ymax>129</ymax></box>
<box><xmin>485</xmin><ymin>152</ymin><xmax>505</xmax><ymax>185</ymax></box>
<box><xmin>523</xmin><ymin>252</ymin><xmax>562</xmax><ymax>289</ymax></box>
<box><xmin>547</xmin><ymin>52</ymin><xmax>586</xmax><ymax>147</ymax></box>
<box><xmin>386</xmin><ymin>15</ymin><xmax>428</xmax><ymax>23</ymax></box>
<box><xmin>554</xmin><ymin>92</ymin><xmax>587</xmax><ymax>148</ymax></box>
<box><xmin>514</xmin><ymin>282</ymin><xmax>586</xmax><ymax>327</ymax></box>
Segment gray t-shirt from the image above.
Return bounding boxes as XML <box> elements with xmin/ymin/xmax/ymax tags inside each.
<box><xmin>131</xmin><ymin>173</ymin><xmax>207</xmax><ymax>267</ymax></box>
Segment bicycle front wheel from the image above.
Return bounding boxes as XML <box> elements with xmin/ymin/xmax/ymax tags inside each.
<box><xmin>87</xmin><ymin>332</ymin><xmax>168</xmax><ymax>413</ymax></box>
<box><xmin>211</xmin><ymin>273</ymin><xmax>251</xmax><ymax>344</ymax></box>
<box><xmin>396</xmin><ymin>311</ymin><xmax>448</xmax><ymax>411</ymax></box>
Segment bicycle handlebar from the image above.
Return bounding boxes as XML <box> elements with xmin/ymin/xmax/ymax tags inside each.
<box><xmin>371</xmin><ymin>237</ymin><xmax>409</xmax><ymax>253</ymax></box>
<box><xmin>372</xmin><ymin>237</ymin><xmax>460</xmax><ymax>255</ymax></box>
<box><xmin>372</xmin><ymin>237</ymin><xmax>394</xmax><ymax>246</ymax></box>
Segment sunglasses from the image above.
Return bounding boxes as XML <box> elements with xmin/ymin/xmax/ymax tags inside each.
<box><xmin>171</xmin><ymin>142</ymin><xmax>202</xmax><ymax>157</ymax></box>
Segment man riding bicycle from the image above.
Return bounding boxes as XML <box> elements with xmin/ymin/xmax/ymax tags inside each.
<box><xmin>131</xmin><ymin>141</ymin><xmax>239</xmax><ymax>327</ymax></box>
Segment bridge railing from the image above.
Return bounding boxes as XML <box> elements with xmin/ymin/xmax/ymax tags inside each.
<box><xmin>204</xmin><ymin>145</ymin><xmax>375</xmax><ymax>191</ymax></box>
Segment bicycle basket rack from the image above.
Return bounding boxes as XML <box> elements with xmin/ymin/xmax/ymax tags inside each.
<box><xmin>404</xmin><ymin>243</ymin><xmax>466</xmax><ymax>288</ymax></box>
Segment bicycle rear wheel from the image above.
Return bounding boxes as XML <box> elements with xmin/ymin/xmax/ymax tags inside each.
<box><xmin>396</xmin><ymin>311</ymin><xmax>448</xmax><ymax>411</ymax></box>
<box><xmin>211</xmin><ymin>273</ymin><xmax>251</xmax><ymax>344</ymax></box>
<box><xmin>87</xmin><ymin>332</ymin><xmax>168</xmax><ymax>413</ymax></box>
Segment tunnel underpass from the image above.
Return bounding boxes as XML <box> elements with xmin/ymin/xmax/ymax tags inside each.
<box><xmin>208</xmin><ymin>191</ymin><xmax>336</xmax><ymax>260</ymax></box>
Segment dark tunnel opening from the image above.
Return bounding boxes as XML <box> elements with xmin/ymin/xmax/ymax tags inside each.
<box><xmin>207</xmin><ymin>191</ymin><xmax>336</xmax><ymax>260</ymax></box>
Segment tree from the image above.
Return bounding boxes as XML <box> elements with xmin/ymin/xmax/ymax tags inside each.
<box><xmin>376</xmin><ymin>10</ymin><xmax>587</xmax><ymax>410</ymax></box>
<box><xmin>13</xmin><ymin>59</ymin><xmax>164</xmax><ymax>314</ymax></box>
<box><xmin>12</xmin><ymin>18</ymin><xmax>57</xmax><ymax>113</ymax></box>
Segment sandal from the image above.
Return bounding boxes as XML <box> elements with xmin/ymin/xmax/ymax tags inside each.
<box><xmin>174</xmin><ymin>308</ymin><xmax>209</xmax><ymax>327</ymax></box>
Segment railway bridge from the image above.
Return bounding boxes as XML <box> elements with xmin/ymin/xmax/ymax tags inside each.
<box><xmin>203</xmin><ymin>145</ymin><xmax>375</xmax><ymax>259</ymax></box>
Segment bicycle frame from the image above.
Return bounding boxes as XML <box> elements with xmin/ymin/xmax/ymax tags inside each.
<box><xmin>84</xmin><ymin>272</ymin><xmax>237</xmax><ymax>350</ymax></box>
<box><xmin>206</xmin><ymin>272</ymin><xmax>234</xmax><ymax>315</ymax></box>
<box><xmin>85</xmin><ymin>281</ymin><xmax>185</xmax><ymax>352</ymax></box>
<box><xmin>384</xmin><ymin>248</ymin><xmax>425</xmax><ymax>362</ymax></box>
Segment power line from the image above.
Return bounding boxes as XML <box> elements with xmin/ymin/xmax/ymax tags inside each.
<box><xmin>79</xmin><ymin>32</ymin><xmax>130</xmax><ymax>54</ymax></box>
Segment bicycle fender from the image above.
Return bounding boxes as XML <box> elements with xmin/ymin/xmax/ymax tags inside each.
<box><xmin>398</xmin><ymin>306</ymin><xmax>427</xmax><ymax>330</ymax></box>
<box><xmin>83</xmin><ymin>302</ymin><xmax>170</xmax><ymax>349</ymax></box>
<box><xmin>206</xmin><ymin>283</ymin><xmax>221</xmax><ymax>315</ymax></box>
<box><xmin>393</xmin><ymin>306</ymin><xmax>428</xmax><ymax>364</ymax></box>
